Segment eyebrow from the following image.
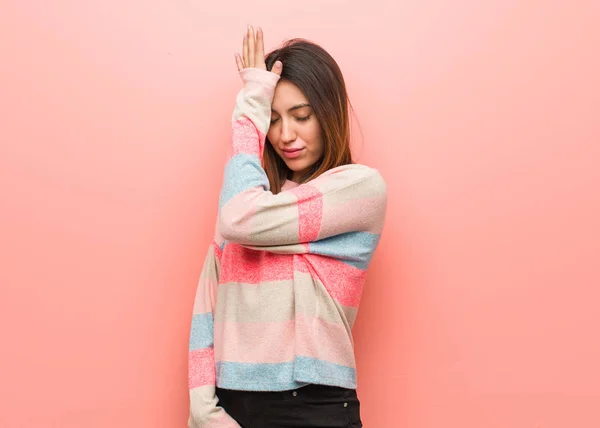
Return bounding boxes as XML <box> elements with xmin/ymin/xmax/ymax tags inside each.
<box><xmin>271</xmin><ymin>103</ymin><xmax>312</xmax><ymax>113</ymax></box>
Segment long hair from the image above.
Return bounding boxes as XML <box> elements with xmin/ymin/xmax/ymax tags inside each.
<box><xmin>264</xmin><ymin>39</ymin><xmax>354</xmax><ymax>194</ymax></box>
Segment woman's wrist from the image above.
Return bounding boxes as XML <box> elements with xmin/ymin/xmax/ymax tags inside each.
<box><xmin>239</xmin><ymin>67</ymin><xmax>280</xmax><ymax>86</ymax></box>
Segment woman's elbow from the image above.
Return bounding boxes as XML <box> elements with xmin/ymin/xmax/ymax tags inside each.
<box><xmin>218</xmin><ymin>214</ymin><xmax>246</xmax><ymax>242</ymax></box>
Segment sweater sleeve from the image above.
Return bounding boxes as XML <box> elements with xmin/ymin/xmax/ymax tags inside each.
<box><xmin>188</xmin><ymin>226</ymin><xmax>240</xmax><ymax>428</ymax></box>
<box><xmin>218</xmin><ymin>68</ymin><xmax>387</xmax><ymax>256</ymax></box>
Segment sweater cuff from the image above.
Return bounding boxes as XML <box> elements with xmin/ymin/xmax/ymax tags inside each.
<box><xmin>238</xmin><ymin>68</ymin><xmax>281</xmax><ymax>87</ymax></box>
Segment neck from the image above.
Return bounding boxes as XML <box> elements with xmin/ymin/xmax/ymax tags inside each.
<box><xmin>291</xmin><ymin>169</ymin><xmax>310</xmax><ymax>183</ymax></box>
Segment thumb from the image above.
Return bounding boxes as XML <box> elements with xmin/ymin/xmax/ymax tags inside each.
<box><xmin>271</xmin><ymin>60</ymin><xmax>283</xmax><ymax>76</ymax></box>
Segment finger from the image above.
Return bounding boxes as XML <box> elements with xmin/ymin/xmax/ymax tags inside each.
<box><xmin>247</xmin><ymin>25</ymin><xmax>255</xmax><ymax>68</ymax></box>
<box><xmin>272</xmin><ymin>60</ymin><xmax>283</xmax><ymax>77</ymax></box>
<box><xmin>243</xmin><ymin>30</ymin><xmax>249</xmax><ymax>69</ymax></box>
<box><xmin>235</xmin><ymin>53</ymin><xmax>243</xmax><ymax>72</ymax></box>
<box><xmin>256</xmin><ymin>27</ymin><xmax>265</xmax><ymax>68</ymax></box>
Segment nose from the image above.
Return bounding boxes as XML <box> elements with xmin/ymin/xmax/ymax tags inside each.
<box><xmin>280</xmin><ymin>119</ymin><xmax>296</xmax><ymax>144</ymax></box>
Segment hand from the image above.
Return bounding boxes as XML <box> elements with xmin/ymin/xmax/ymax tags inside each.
<box><xmin>235</xmin><ymin>25</ymin><xmax>283</xmax><ymax>77</ymax></box>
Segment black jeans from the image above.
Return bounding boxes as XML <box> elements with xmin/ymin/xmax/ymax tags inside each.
<box><xmin>215</xmin><ymin>383</ymin><xmax>363</xmax><ymax>428</ymax></box>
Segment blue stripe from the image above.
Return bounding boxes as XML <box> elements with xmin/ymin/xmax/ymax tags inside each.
<box><xmin>308</xmin><ymin>231</ymin><xmax>381</xmax><ymax>270</ymax></box>
<box><xmin>216</xmin><ymin>361</ymin><xmax>308</xmax><ymax>391</ymax></box>
<box><xmin>189</xmin><ymin>313</ymin><xmax>214</xmax><ymax>351</ymax></box>
<box><xmin>294</xmin><ymin>356</ymin><xmax>357</xmax><ymax>387</ymax></box>
<box><xmin>215</xmin><ymin>357</ymin><xmax>356</xmax><ymax>391</ymax></box>
<box><xmin>219</xmin><ymin>153</ymin><xmax>269</xmax><ymax>209</ymax></box>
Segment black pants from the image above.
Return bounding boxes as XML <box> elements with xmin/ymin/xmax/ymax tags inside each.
<box><xmin>215</xmin><ymin>383</ymin><xmax>363</xmax><ymax>428</ymax></box>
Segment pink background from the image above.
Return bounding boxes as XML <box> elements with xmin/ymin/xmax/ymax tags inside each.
<box><xmin>1</xmin><ymin>1</ymin><xmax>599</xmax><ymax>427</ymax></box>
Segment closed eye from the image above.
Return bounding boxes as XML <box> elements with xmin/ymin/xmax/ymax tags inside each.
<box><xmin>270</xmin><ymin>115</ymin><xmax>311</xmax><ymax>125</ymax></box>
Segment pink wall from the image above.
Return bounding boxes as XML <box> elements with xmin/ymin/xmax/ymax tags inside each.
<box><xmin>1</xmin><ymin>1</ymin><xmax>598</xmax><ymax>427</ymax></box>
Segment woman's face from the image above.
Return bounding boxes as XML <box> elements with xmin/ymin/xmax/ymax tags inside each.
<box><xmin>268</xmin><ymin>80</ymin><xmax>324</xmax><ymax>182</ymax></box>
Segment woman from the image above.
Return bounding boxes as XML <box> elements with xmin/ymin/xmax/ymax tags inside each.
<box><xmin>188</xmin><ymin>25</ymin><xmax>387</xmax><ymax>428</ymax></box>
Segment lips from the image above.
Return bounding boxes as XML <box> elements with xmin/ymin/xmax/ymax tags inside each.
<box><xmin>282</xmin><ymin>148</ymin><xmax>304</xmax><ymax>159</ymax></box>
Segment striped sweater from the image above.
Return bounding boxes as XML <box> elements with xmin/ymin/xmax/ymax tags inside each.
<box><xmin>188</xmin><ymin>68</ymin><xmax>387</xmax><ymax>427</ymax></box>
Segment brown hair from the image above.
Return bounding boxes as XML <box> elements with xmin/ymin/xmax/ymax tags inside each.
<box><xmin>264</xmin><ymin>38</ymin><xmax>355</xmax><ymax>194</ymax></box>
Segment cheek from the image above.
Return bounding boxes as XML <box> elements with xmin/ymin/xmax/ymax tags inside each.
<box><xmin>307</xmin><ymin>125</ymin><xmax>324</xmax><ymax>153</ymax></box>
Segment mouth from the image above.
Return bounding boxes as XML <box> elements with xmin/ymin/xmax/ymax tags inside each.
<box><xmin>281</xmin><ymin>148</ymin><xmax>304</xmax><ymax>159</ymax></box>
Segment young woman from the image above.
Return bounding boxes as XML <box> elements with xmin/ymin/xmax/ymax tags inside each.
<box><xmin>188</xmin><ymin>25</ymin><xmax>387</xmax><ymax>428</ymax></box>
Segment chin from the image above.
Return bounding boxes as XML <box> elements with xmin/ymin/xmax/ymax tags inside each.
<box><xmin>286</xmin><ymin>162</ymin><xmax>310</xmax><ymax>172</ymax></box>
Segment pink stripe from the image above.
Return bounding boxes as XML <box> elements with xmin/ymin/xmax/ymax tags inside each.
<box><xmin>295</xmin><ymin>314</ymin><xmax>355</xmax><ymax>367</ymax></box>
<box><xmin>293</xmin><ymin>253</ymin><xmax>310</xmax><ymax>272</ymax></box>
<box><xmin>302</xmin><ymin>254</ymin><xmax>366</xmax><ymax>307</ymax></box>
<box><xmin>214</xmin><ymin>315</ymin><xmax>354</xmax><ymax>367</ymax></box>
<box><xmin>214</xmin><ymin>319</ymin><xmax>295</xmax><ymax>363</ymax></box>
<box><xmin>220</xmin><ymin>243</ymin><xmax>294</xmax><ymax>284</ymax></box>
<box><xmin>189</xmin><ymin>348</ymin><xmax>216</xmax><ymax>388</ymax></box>
<box><xmin>193</xmin><ymin>283</ymin><xmax>217</xmax><ymax>314</ymax></box>
<box><xmin>289</xmin><ymin>185</ymin><xmax>323</xmax><ymax>242</ymax></box>
<box><xmin>319</xmin><ymin>196</ymin><xmax>386</xmax><ymax>237</ymax></box>
<box><xmin>231</xmin><ymin>117</ymin><xmax>266</xmax><ymax>157</ymax></box>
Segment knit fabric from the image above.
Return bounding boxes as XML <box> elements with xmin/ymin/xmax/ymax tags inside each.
<box><xmin>188</xmin><ymin>68</ymin><xmax>387</xmax><ymax>427</ymax></box>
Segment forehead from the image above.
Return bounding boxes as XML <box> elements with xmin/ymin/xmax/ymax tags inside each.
<box><xmin>272</xmin><ymin>80</ymin><xmax>309</xmax><ymax>108</ymax></box>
